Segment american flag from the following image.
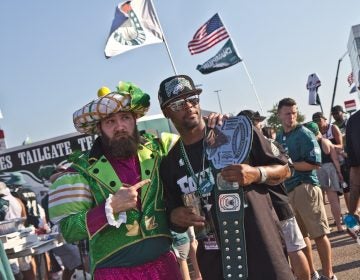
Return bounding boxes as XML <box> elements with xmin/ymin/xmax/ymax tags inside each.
<box><xmin>347</xmin><ymin>72</ymin><xmax>354</xmax><ymax>86</ymax></box>
<box><xmin>188</xmin><ymin>13</ymin><xmax>229</xmax><ymax>55</ymax></box>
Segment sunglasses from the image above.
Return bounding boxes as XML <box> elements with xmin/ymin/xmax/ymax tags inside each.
<box><xmin>168</xmin><ymin>95</ymin><xmax>200</xmax><ymax>112</ymax></box>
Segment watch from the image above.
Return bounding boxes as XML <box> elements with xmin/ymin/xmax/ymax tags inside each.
<box><xmin>257</xmin><ymin>167</ymin><xmax>267</xmax><ymax>183</ymax></box>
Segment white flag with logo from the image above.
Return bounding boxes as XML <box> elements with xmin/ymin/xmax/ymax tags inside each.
<box><xmin>104</xmin><ymin>0</ymin><xmax>164</xmax><ymax>58</ymax></box>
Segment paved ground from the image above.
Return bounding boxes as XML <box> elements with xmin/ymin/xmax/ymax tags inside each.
<box><xmin>311</xmin><ymin>195</ymin><xmax>360</xmax><ymax>279</ymax></box>
<box><xmin>189</xmin><ymin>195</ymin><xmax>360</xmax><ymax>279</ymax></box>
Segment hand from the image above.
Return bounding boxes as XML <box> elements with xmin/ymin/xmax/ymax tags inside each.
<box><xmin>170</xmin><ymin>206</ymin><xmax>205</xmax><ymax>228</ymax></box>
<box><xmin>204</xmin><ymin>112</ymin><xmax>229</xmax><ymax>128</ymax></box>
<box><xmin>337</xmin><ymin>172</ymin><xmax>344</xmax><ymax>182</ymax></box>
<box><xmin>110</xmin><ymin>179</ymin><xmax>150</xmax><ymax>213</ymax></box>
<box><xmin>221</xmin><ymin>164</ymin><xmax>259</xmax><ymax>186</ymax></box>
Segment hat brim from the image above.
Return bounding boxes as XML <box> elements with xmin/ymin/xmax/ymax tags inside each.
<box><xmin>161</xmin><ymin>89</ymin><xmax>202</xmax><ymax>109</ymax></box>
<box><xmin>313</xmin><ymin>116</ymin><xmax>326</xmax><ymax>121</ymax></box>
<box><xmin>253</xmin><ymin>116</ymin><xmax>266</xmax><ymax>121</ymax></box>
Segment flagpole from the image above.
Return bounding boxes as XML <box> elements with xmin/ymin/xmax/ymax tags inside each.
<box><xmin>240</xmin><ymin>61</ymin><xmax>264</xmax><ymax>113</ymax></box>
<box><xmin>329</xmin><ymin>51</ymin><xmax>348</xmax><ymax>121</ymax></box>
<box><xmin>217</xmin><ymin>14</ymin><xmax>264</xmax><ymax>114</ymax></box>
<box><xmin>149</xmin><ymin>0</ymin><xmax>178</xmax><ymax>75</ymax></box>
<box><xmin>214</xmin><ymin>90</ymin><xmax>223</xmax><ymax>113</ymax></box>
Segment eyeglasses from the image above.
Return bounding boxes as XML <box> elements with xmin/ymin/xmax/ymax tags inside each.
<box><xmin>167</xmin><ymin>95</ymin><xmax>200</xmax><ymax>112</ymax></box>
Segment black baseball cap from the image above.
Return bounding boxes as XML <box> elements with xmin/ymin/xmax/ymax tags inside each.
<box><xmin>331</xmin><ymin>105</ymin><xmax>345</xmax><ymax>114</ymax></box>
<box><xmin>312</xmin><ymin>112</ymin><xmax>327</xmax><ymax>121</ymax></box>
<box><xmin>158</xmin><ymin>75</ymin><xmax>202</xmax><ymax>109</ymax></box>
<box><xmin>237</xmin><ymin>110</ymin><xmax>266</xmax><ymax>122</ymax></box>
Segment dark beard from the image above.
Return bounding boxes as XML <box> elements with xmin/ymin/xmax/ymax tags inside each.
<box><xmin>101</xmin><ymin>128</ymin><xmax>140</xmax><ymax>158</ymax></box>
<box><xmin>182</xmin><ymin>113</ymin><xmax>201</xmax><ymax>130</ymax></box>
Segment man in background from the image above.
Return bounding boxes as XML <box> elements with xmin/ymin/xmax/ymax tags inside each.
<box><xmin>277</xmin><ymin>98</ymin><xmax>336</xmax><ymax>280</ymax></box>
<box><xmin>239</xmin><ymin>109</ymin><xmax>309</xmax><ymax>280</ymax></box>
<box><xmin>331</xmin><ymin>105</ymin><xmax>348</xmax><ymax>136</ymax></box>
<box><xmin>331</xmin><ymin>105</ymin><xmax>350</xmax><ymax>209</ymax></box>
<box><xmin>346</xmin><ymin>110</ymin><xmax>360</xmax><ymax>216</ymax></box>
<box><xmin>237</xmin><ymin>110</ymin><xmax>265</xmax><ymax>130</ymax></box>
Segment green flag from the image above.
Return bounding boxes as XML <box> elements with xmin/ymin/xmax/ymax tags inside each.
<box><xmin>196</xmin><ymin>39</ymin><xmax>241</xmax><ymax>74</ymax></box>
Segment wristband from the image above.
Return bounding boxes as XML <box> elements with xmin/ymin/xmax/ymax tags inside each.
<box><xmin>105</xmin><ymin>194</ymin><xmax>127</xmax><ymax>228</ymax></box>
<box><xmin>257</xmin><ymin>167</ymin><xmax>267</xmax><ymax>184</ymax></box>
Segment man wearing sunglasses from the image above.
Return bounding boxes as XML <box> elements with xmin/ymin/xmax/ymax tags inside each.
<box><xmin>158</xmin><ymin>75</ymin><xmax>295</xmax><ymax>280</ymax></box>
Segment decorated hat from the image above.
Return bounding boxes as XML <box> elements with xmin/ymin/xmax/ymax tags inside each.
<box><xmin>237</xmin><ymin>110</ymin><xmax>266</xmax><ymax>122</ymax></box>
<box><xmin>73</xmin><ymin>81</ymin><xmax>150</xmax><ymax>134</ymax></box>
<box><xmin>312</xmin><ymin>112</ymin><xmax>326</xmax><ymax>122</ymax></box>
<box><xmin>158</xmin><ymin>75</ymin><xmax>202</xmax><ymax>109</ymax></box>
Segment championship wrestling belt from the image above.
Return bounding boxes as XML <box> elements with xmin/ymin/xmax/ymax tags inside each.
<box><xmin>206</xmin><ymin>116</ymin><xmax>253</xmax><ymax>279</ymax></box>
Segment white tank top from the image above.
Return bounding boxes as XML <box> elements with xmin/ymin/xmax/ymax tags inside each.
<box><xmin>322</xmin><ymin>124</ymin><xmax>335</xmax><ymax>141</ymax></box>
<box><xmin>2</xmin><ymin>188</ymin><xmax>22</xmax><ymax>220</ymax></box>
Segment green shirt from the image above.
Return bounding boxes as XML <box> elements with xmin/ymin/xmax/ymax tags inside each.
<box><xmin>171</xmin><ymin>230</ymin><xmax>190</xmax><ymax>247</ymax></box>
<box><xmin>276</xmin><ymin>125</ymin><xmax>321</xmax><ymax>192</ymax></box>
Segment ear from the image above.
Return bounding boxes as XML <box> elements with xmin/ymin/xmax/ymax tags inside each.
<box><xmin>162</xmin><ymin>108</ymin><xmax>169</xmax><ymax>119</ymax></box>
<box><xmin>96</xmin><ymin>123</ymin><xmax>102</xmax><ymax>135</ymax></box>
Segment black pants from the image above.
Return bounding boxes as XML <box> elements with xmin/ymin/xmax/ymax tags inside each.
<box><xmin>196</xmin><ymin>239</ymin><xmax>222</xmax><ymax>280</ymax></box>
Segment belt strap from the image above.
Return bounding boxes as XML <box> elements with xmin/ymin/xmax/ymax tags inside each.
<box><xmin>214</xmin><ymin>172</ymin><xmax>248</xmax><ymax>279</ymax></box>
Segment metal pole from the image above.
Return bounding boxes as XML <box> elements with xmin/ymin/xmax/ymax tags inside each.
<box><xmin>319</xmin><ymin>98</ymin><xmax>324</xmax><ymax>114</ymax></box>
<box><xmin>329</xmin><ymin>51</ymin><xmax>348</xmax><ymax>121</ymax></box>
<box><xmin>217</xmin><ymin>14</ymin><xmax>264</xmax><ymax>114</ymax></box>
<box><xmin>149</xmin><ymin>0</ymin><xmax>177</xmax><ymax>75</ymax></box>
<box><xmin>214</xmin><ymin>90</ymin><xmax>223</xmax><ymax>113</ymax></box>
<box><xmin>240</xmin><ymin>61</ymin><xmax>264</xmax><ymax>113</ymax></box>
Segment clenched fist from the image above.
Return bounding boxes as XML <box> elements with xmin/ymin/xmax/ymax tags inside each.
<box><xmin>221</xmin><ymin>164</ymin><xmax>259</xmax><ymax>186</ymax></box>
<box><xmin>170</xmin><ymin>206</ymin><xmax>206</xmax><ymax>228</ymax></box>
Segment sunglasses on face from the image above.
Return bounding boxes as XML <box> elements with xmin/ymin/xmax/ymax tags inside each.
<box><xmin>167</xmin><ymin>95</ymin><xmax>200</xmax><ymax>112</ymax></box>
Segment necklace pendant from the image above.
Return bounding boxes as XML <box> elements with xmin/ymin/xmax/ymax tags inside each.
<box><xmin>203</xmin><ymin>201</ymin><xmax>212</xmax><ymax>212</ymax></box>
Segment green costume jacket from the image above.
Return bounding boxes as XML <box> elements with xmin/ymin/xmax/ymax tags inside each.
<box><xmin>48</xmin><ymin>133</ymin><xmax>179</xmax><ymax>273</ymax></box>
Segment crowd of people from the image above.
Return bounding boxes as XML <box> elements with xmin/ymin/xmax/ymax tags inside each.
<box><xmin>0</xmin><ymin>74</ymin><xmax>359</xmax><ymax>280</ymax></box>
<box><xmin>0</xmin><ymin>171</ymin><xmax>87</xmax><ymax>280</ymax></box>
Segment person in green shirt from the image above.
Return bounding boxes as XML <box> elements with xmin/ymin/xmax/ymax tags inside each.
<box><xmin>276</xmin><ymin>98</ymin><xmax>336</xmax><ymax>280</ymax></box>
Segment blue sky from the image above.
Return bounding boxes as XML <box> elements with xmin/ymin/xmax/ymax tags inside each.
<box><xmin>0</xmin><ymin>0</ymin><xmax>359</xmax><ymax>148</ymax></box>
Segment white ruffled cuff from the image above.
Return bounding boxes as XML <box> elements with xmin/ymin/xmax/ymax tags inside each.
<box><xmin>105</xmin><ymin>194</ymin><xmax>127</xmax><ymax>228</ymax></box>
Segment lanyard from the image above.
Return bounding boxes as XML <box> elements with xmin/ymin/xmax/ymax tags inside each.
<box><xmin>179</xmin><ymin>140</ymin><xmax>206</xmax><ymax>195</ymax></box>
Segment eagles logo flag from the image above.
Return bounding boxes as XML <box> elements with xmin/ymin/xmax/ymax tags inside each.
<box><xmin>104</xmin><ymin>0</ymin><xmax>164</xmax><ymax>58</ymax></box>
<box><xmin>196</xmin><ymin>39</ymin><xmax>241</xmax><ymax>74</ymax></box>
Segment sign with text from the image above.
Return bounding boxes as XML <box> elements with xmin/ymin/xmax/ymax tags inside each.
<box><xmin>0</xmin><ymin>133</ymin><xmax>95</xmax><ymax>200</ymax></box>
<box><xmin>344</xmin><ymin>99</ymin><xmax>357</xmax><ymax>113</ymax></box>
